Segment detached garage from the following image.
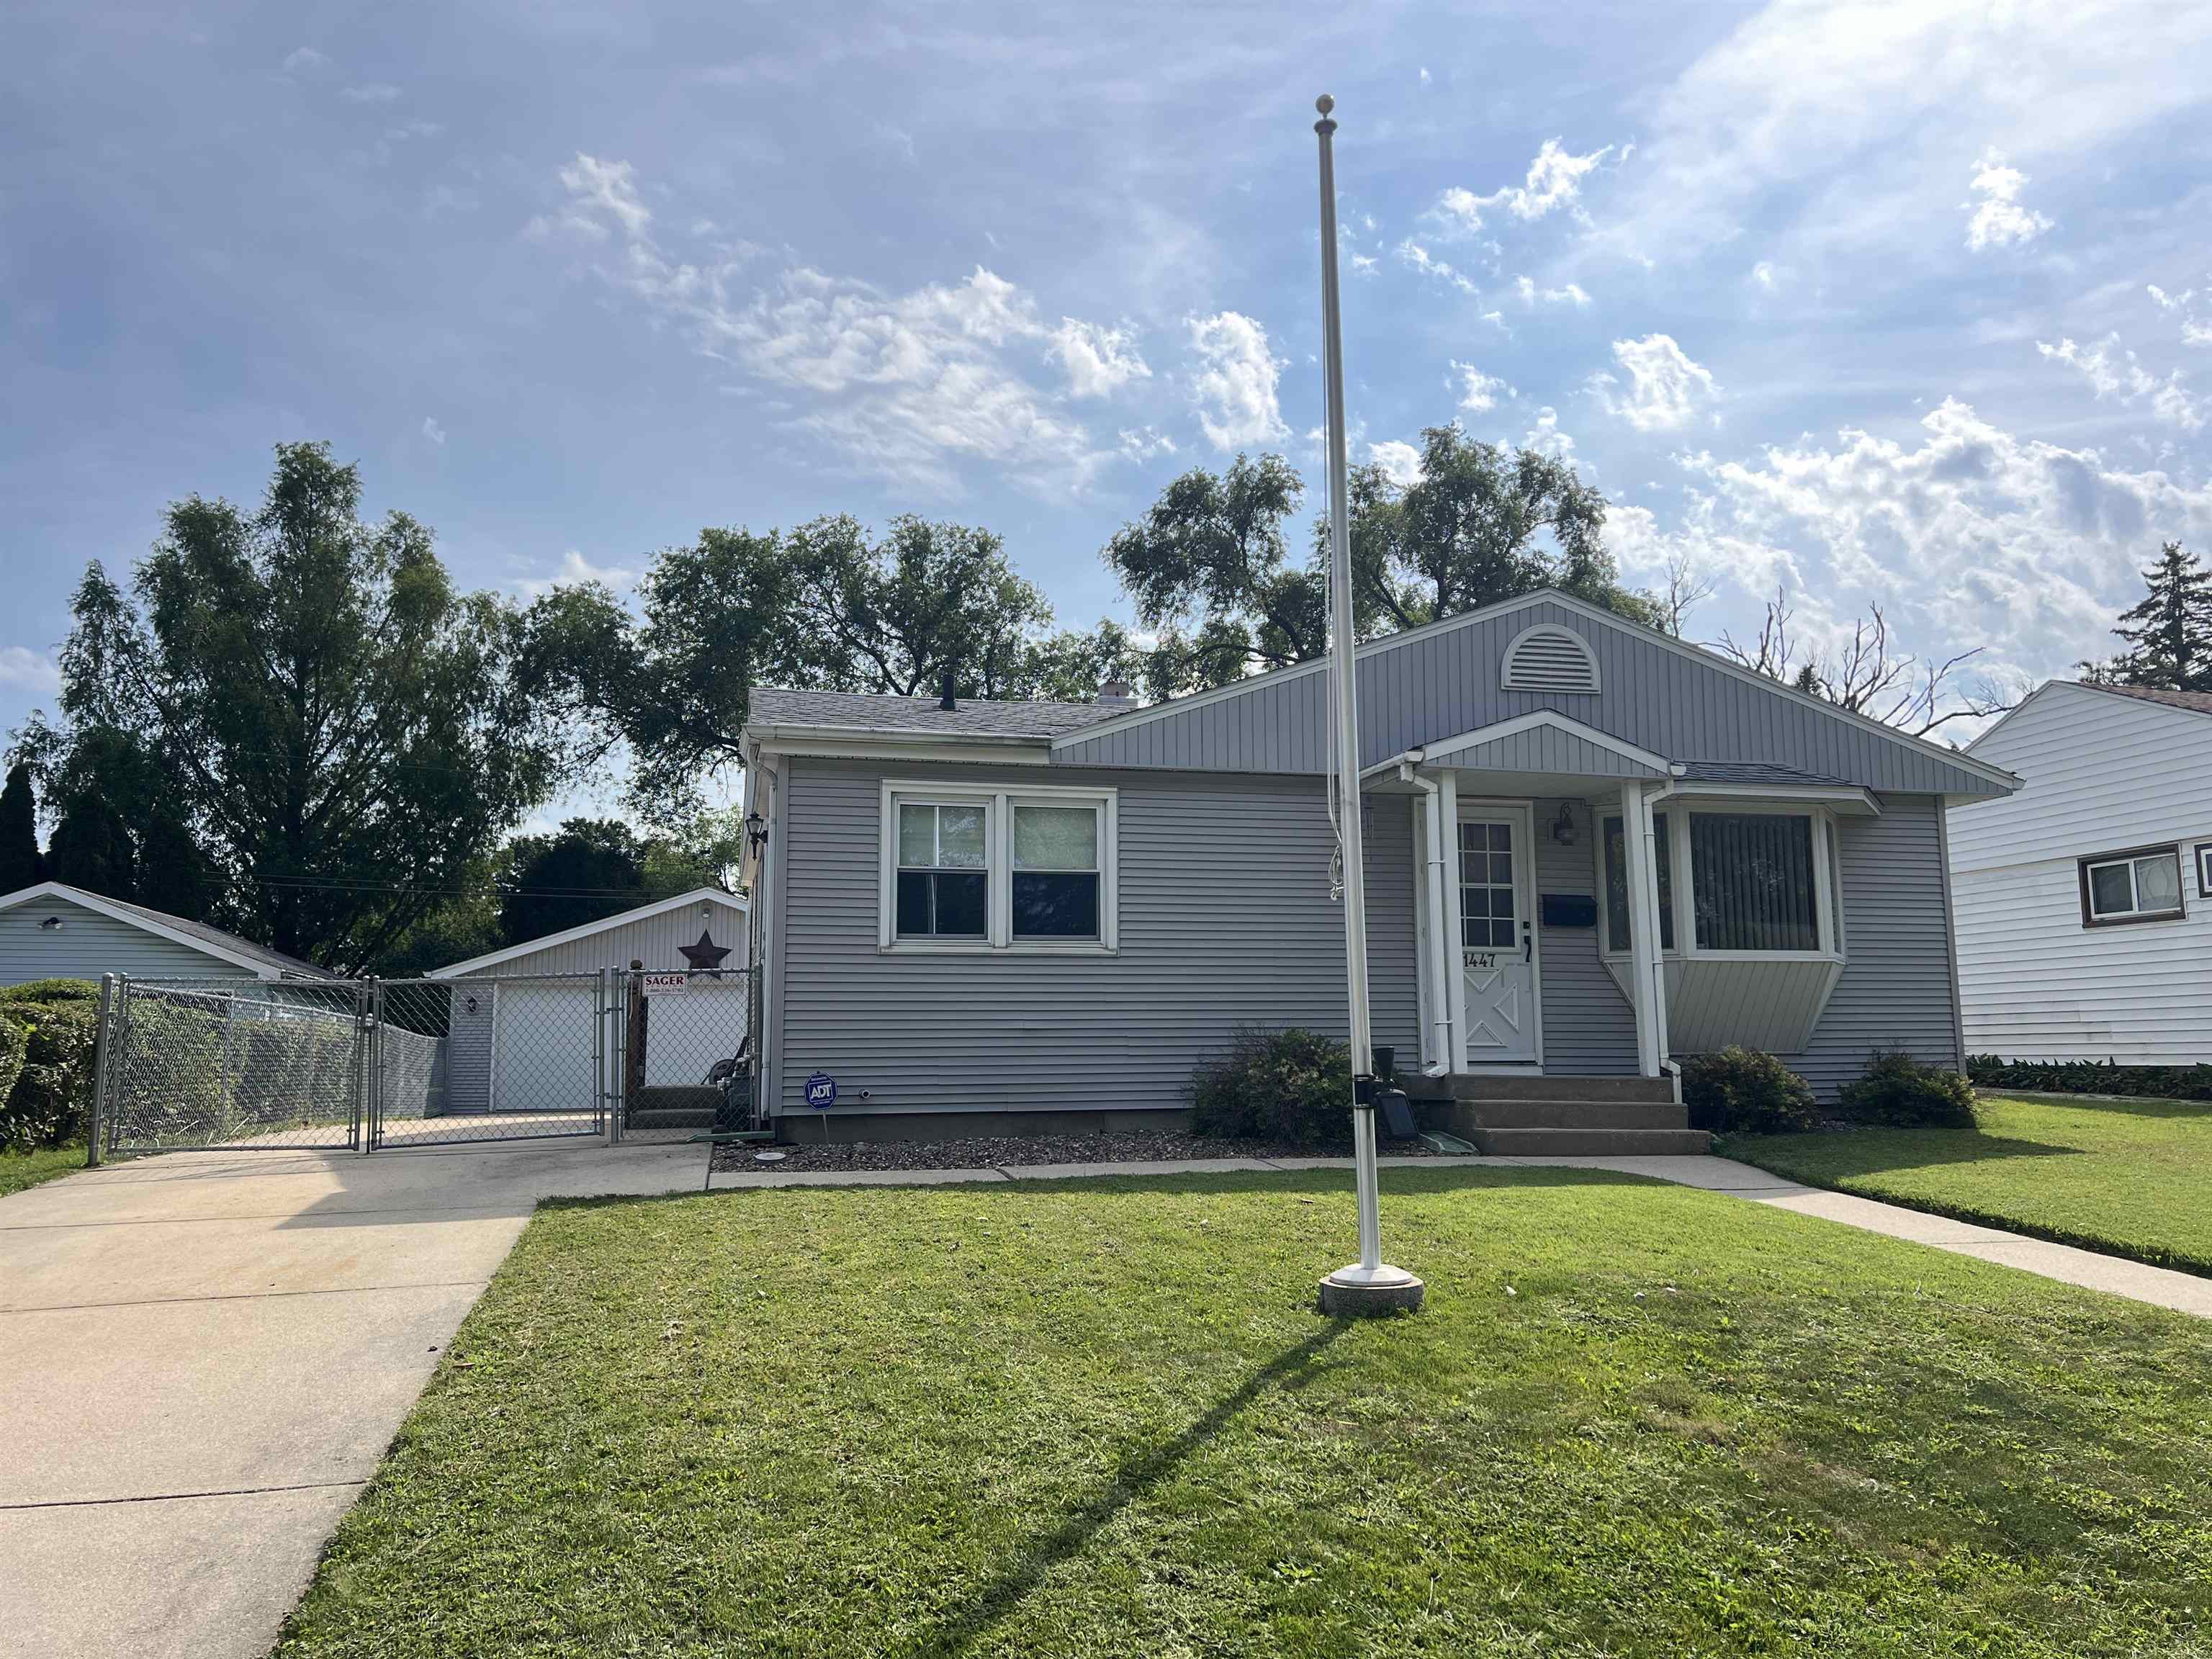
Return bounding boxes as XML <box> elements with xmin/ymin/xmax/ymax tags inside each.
<box><xmin>428</xmin><ymin>888</ymin><xmax>750</xmax><ymax>1118</ymax></box>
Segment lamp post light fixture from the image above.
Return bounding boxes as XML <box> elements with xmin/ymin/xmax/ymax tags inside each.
<box><xmin>745</xmin><ymin>810</ymin><xmax>768</xmax><ymax>853</ymax></box>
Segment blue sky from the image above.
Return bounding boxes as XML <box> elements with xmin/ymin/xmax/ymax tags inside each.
<box><xmin>6</xmin><ymin>0</ymin><xmax>2212</xmax><ymax>802</ymax></box>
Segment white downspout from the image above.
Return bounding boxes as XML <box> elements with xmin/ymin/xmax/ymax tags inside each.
<box><xmin>1401</xmin><ymin>757</ymin><xmax>1453</xmax><ymax>1076</ymax></box>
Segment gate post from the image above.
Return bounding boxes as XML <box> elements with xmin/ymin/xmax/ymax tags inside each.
<box><xmin>357</xmin><ymin>979</ymin><xmax>377</xmax><ymax>1154</ymax></box>
<box><xmin>86</xmin><ymin>974</ymin><xmax>118</xmax><ymax>1168</ymax></box>
<box><xmin>597</xmin><ymin>968</ymin><xmax>616</xmax><ymax>1146</ymax></box>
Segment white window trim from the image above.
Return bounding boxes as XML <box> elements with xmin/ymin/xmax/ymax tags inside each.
<box><xmin>1596</xmin><ymin>800</ymin><xmax>1842</xmax><ymax>963</ymax></box>
<box><xmin>878</xmin><ymin>779</ymin><xmax>1118</xmax><ymax>954</ymax></box>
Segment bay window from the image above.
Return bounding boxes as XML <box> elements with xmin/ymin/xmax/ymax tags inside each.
<box><xmin>880</xmin><ymin>781</ymin><xmax>1117</xmax><ymax>951</ymax></box>
<box><xmin>1600</xmin><ymin>803</ymin><xmax>1836</xmax><ymax>958</ymax></box>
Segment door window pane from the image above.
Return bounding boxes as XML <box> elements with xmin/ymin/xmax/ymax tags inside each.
<box><xmin>1459</xmin><ymin>821</ymin><xmax>1517</xmax><ymax>948</ymax></box>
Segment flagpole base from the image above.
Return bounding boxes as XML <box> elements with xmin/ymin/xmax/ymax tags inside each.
<box><xmin>1318</xmin><ymin>1262</ymin><xmax>1426</xmax><ymax>1316</ymax></box>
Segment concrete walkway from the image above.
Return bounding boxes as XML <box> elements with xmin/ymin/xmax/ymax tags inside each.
<box><xmin>0</xmin><ymin>1141</ymin><xmax>701</xmax><ymax>1659</ymax></box>
<box><xmin>709</xmin><ymin>1151</ymin><xmax>2212</xmax><ymax>1318</ymax></box>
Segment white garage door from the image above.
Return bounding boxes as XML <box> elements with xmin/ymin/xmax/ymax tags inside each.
<box><xmin>492</xmin><ymin>981</ymin><xmax>599</xmax><ymax>1113</ymax></box>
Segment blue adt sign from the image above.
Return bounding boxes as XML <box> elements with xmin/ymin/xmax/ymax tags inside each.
<box><xmin>804</xmin><ymin>1071</ymin><xmax>838</xmax><ymax>1109</ymax></box>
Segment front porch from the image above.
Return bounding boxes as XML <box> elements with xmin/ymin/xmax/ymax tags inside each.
<box><xmin>1400</xmin><ymin>1071</ymin><xmax>1709</xmax><ymax>1156</ymax></box>
<box><xmin>1366</xmin><ymin>709</ymin><xmax>1870</xmax><ymax>1102</ymax></box>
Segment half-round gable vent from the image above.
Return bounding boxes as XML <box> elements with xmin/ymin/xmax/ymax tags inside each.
<box><xmin>1500</xmin><ymin>624</ymin><xmax>1601</xmax><ymax>694</ymax></box>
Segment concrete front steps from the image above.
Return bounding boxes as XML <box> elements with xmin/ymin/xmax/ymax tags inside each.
<box><xmin>1402</xmin><ymin>1072</ymin><xmax>1710</xmax><ymax>1156</ymax></box>
<box><xmin>626</xmin><ymin>1085</ymin><xmax>719</xmax><ymax>1132</ymax></box>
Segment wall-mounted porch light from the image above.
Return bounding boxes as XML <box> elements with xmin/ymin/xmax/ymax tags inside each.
<box><xmin>745</xmin><ymin>810</ymin><xmax>768</xmax><ymax>853</ymax></box>
<box><xmin>1551</xmin><ymin>803</ymin><xmax>1578</xmax><ymax>846</ymax></box>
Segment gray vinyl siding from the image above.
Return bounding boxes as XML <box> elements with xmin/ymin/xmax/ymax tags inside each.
<box><xmin>446</xmin><ymin>991</ymin><xmax>495</xmax><ymax>1114</ymax></box>
<box><xmin>1053</xmin><ymin>600</ymin><xmax>2005</xmax><ymax>799</ymax></box>
<box><xmin>775</xmin><ymin>757</ymin><xmax>1418</xmax><ymax>1116</ymax></box>
<box><xmin>1534</xmin><ymin>799</ymin><xmax>1638</xmax><ymax>1074</ymax></box>
<box><xmin>1780</xmin><ymin>794</ymin><xmax>1963</xmax><ymax>1097</ymax></box>
<box><xmin>1449</xmin><ymin>726</ymin><xmax>1665</xmax><ymax>779</ymax></box>
<box><xmin>0</xmin><ymin>895</ymin><xmax>248</xmax><ymax>985</ymax></box>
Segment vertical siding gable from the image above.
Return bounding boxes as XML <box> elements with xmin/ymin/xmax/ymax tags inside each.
<box><xmin>1053</xmin><ymin>600</ymin><xmax>2001</xmax><ymax>796</ymax></box>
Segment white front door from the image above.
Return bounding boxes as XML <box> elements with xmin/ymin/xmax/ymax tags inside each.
<box><xmin>1457</xmin><ymin>807</ymin><xmax>1540</xmax><ymax>1066</ymax></box>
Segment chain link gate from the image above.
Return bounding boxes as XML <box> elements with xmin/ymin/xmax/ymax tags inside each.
<box><xmin>367</xmin><ymin>974</ymin><xmax>613</xmax><ymax>1148</ymax></box>
<box><xmin>91</xmin><ymin>971</ymin><xmax>624</xmax><ymax>1159</ymax></box>
<box><xmin>615</xmin><ymin>967</ymin><xmax>758</xmax><ymax>1137</ymax></box>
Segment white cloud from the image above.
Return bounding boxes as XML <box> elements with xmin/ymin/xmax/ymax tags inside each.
<box><xmin>282</xmin><ymin>46</ymin><xmax>328</xmax><ymax>73</ymax></box>
<box><xmin>1419</xmin><ymin>67</ymin><xmax>1431</xmax><ymax>86</ymax></box>
<box><xmin>1750</xmin><ymin>260</ymin><xmax>1780</xmax><ymax>289</ymax></box>
<box><xmin>2037</xmin><ymin>335</ymin><xmax>2203</xmax><ymax>430</ymax></box>
<box><xmin>421</xmin><ymin>416</ymin><xmax>446</xmax><ymax>446</ymax></box>
<box><xmin>1050</xmin><ymin>318</ymin><xmax>1149</xmax><ymax>399</ymax></box>
<box><xmin>1513</xmin><ymin>274</ymin><xmax>1592</xmax><ymax>307</ymax></box>
<box><xmin>1619</xmin><ymin>400</ymin><xmax>2212</xmax><ymax>688</ymax></box>
<box><xmin>1431</xmin><ymin>138</ymin><xmax>1612</xmax><ymax>233</ymax></box>
<box><xmin>1523</xmin><ymin>407</ymin><xmax>1575</xmax><ymax>461</ymax></box>
<box><xmin>1118</xmin><ymin>426</ymin><xmax>1177</xmax><ymax>462</ymax></box>
<box><xmin>1590</xmin><ymin>334</ymin><xmax>1718</xmax><ymax>431</ymax></box>
<box><xmin>516</xmin><ymin>549</ymin><xmax>642</xmax><ymax>599</ymax></box>
<box><xmin>535</xmin><ymin>153</ymin><xmax>652</xmax><ymax>242</ymax></box>
<box><xmin>340</xmin><ymin>82</ymin><xmax>403</xmax><ymax>104</ymax></box>
<box><xmin>1393</xmin><ymin>238</ymin><xmax>1477</xmax><ymax>295</ymax></box>
<box><xmin>1368</xmin><ymin>440</ymin><xmax>1424</xmax><ymax>487</ymax></box>
<box><xmin>1187</xmin><ymin>311</ymin><xmax>1287</xmax><ymax>450</ymax></box>
<box><xmin>2147</xmin><ymin>282</ymin><xmax>2212</xmax><ymax>347</ymax></box>
<box><xmin>1603</xmin><ymin>3</ymin><xmax>2211</xmax><ymax>264</ymax></box>
<box><xmin>0</xmin><ymin>646</ymin><xmax>60</xmax><ymax>696</ymax></box>
<box><xmin>1450</xmin><ymin>361</ymin><xmax>1513</xmax><ymax>413</ymax></box>
<box><xmin>1964</xmin><ymin>148</ymin><xmax>2052</xmax><ymax>251</ymax></box>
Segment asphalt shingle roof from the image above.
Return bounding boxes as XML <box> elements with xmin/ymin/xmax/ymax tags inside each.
<box><xmin>1673</xmin><ymin>760</ymin><xmax>1853</xmax><ymax>787</ymax></box>
<box><xmin>2080</xmin><ymin>681</ymin><xmax>2212</xmax><ymax>716</ymax></box>
<box><xmin>747</xmin><ymin>688</ymin><xmax>1118</xmax><ymax>741</ymax></box>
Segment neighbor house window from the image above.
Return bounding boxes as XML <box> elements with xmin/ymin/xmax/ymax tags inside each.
<box><xmin>895</xmin><ymin>801</ymin><xmax>989</xmax><ymax>940</ymax></box>
<box><xmin>2079</xmin><ymin>845</ymin><xmax>2185</xmax><ymax>927</ymax></box>
<box><xmin>1600</xmin><ymin>811</ymin><xmax>1674</xmax><ymax>953</ymax></box>
<box><xmin>2196</xmin><ymin>842</ymin><xmax>2212</xmax><ymax>901</ymax></box>
<box><xmin>881</xmin><ymin>782</ymin><xmax>1118</xmax><ymax>951</ymax></box>
<box><xmin>1691</xmin><ymin>812</ymin><xmax>1819</xmax><ymax>953</ymax></box>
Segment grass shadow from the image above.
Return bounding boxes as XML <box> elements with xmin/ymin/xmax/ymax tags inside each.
<box><xmin>896</xmin><ymin>1318</ymin><xmax>1353</xmax><ymax>1659</ymax></box>
<box><xmin>1724</xmin><ymin>1129</ymin><xmax>2085</xmax><ymax>1178</ymax></box>
<box><xmin>1987</xmin><ymin>1090</ymin><xmax>2212</xmax><ymax>1123</ymax></box>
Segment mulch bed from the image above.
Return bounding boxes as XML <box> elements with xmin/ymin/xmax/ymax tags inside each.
<box><xmin>709</xmin><ymin>1129</ymin><xmax>1441</xmax><ymax>1174</ymax></box>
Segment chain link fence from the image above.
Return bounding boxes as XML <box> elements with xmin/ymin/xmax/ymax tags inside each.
<box><xmin>93</xmin><ymin>971</ymin><xmax>636</xmax><ymax>1159</ymax></box>
<box><xmin>617</xmin><ymin>968</ymin><xmax>758</xmax><ymax>1134</ymax></box>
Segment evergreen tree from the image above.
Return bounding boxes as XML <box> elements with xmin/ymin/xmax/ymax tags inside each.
<box><xmin>2112</xmin><ymin>541</ymin><xmax>2212</xmax><ymax>691</ymax></box>
<box><xmin>0</xmin><ymin>762</ymin><xmax>40</xmax><ymax>892</ymax></box>
<box><xmin>46</xmin><ymin>787</ymin><xmax>135</xmax><ymax>899</ymax></box>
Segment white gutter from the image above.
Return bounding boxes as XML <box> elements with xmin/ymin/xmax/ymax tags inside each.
<box><xmin>1399</xmin><ymin>755</ymin><xmax>1454</xmax><ymax>1076</ymax></box>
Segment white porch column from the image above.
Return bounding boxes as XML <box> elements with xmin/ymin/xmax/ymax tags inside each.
<box><xmin>1438</xmin><ymin>768</ymin><xmax>1467</xmax><ymax>1071</ymax></box>
<box><xmin>1619</xmin><ymin>781</ymin><xmax>1664</xmax><ymax>1077</ymax></box>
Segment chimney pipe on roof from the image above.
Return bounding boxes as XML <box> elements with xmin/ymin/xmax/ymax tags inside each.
<box><xmin>1095</xmin><ymin>678</ymin><xmax>1137</xmax><ymax>711</ymax></box>
<box><xmin>938</xmin><ymin>665</ymin><xmax>957</xmax><ymax>711</ymax></box>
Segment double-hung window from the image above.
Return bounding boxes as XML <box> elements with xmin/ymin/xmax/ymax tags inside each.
<box><xmin>2079</xmin><ymin>845</ymin><xmax>2185</xmax><ymax>926</ymax></box>
<box><xmin>895</xmin><ymin>801</ymin><xmax>989</xmax><ymax>939</ymax></box>
<box><xmin>881</xmin><ymin>781</ymin><xmax>1117</xmax><ymax>951</ymax></box>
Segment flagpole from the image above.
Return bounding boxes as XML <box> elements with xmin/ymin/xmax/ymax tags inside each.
<box><xmin>1314</xmin><ymin>94</ymin><xmax>1424</xmax><ymax>1318</ymax></box>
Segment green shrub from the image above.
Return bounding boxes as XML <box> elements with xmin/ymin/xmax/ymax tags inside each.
<box><xmin>0</xmin><ymin>977</ymin><xmax>100</xmax><ymax>1005</ymax></box>
<box><xmin>1681</xmin><ymin>1046</ymin><xmax>1818</xmax><ymax>1135</ymax></box>
<box><xmin>1</xmin><ymin>999</ymin><xmax>100</xmax><ymax>1151</ymax></box>
<box><xmin>0</xmin><ymin>1018</ymin><xmax>24</xmax><ymax>1120</ymax></box>
<box><xmin>1840</xmin><ymin>1049</ymin><xmax>1979</xmax><ymax>1128</ymax></box>
<box><xmin>1966</xmin><ymin>1054</ymin><xmax>2212</xmax><ymax>1101</ymax></box>
<box><xmin>1189</xmin><ymin>1026</ymin><xmax>1353</xmax><ymax>1148</ymax></box>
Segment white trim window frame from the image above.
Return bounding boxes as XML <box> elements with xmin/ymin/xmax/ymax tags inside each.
<box><xmin>1597</xmin><ymin>799</ymin><xmax>1841</xmax><ymax>963</ymax></box>
<box><xmin>878</xmin><ymin>780</ymin><xmax>1119</xmax><ymax>954</ymax></box>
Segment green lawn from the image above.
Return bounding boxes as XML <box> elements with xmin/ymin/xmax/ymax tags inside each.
<box><xmin>275</xmin><ymin>1167</ymin><xmax>2212</xmax><ymax>1658</ymax></box>
<box><xmin>1725</xmin><ymin>1092</ymin><xmax>2212</xmax><ymax>1276</ymax></box>
<box><xmin>0</xmin><ymin>1143</ymin><xmax>87</xmax><ymax>1197</ymax></box>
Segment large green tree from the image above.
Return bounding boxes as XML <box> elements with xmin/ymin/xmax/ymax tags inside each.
<box><xmin>2111</xmin><ymin>541</ymin><xmax>2212</xmax><ymax>691</ymax></box>
<box><xmin>528</xmin><ymin>515</ymin><xmax>1122</xmax><ymax>814</ymax></box>
<box><xmin>1101</xmin><ymin>428</ymin><xmax>1658</xmax><ymax>696</ymax></box>
<box><xmin>0</xmin><ymin>763</ymin><xmax>40</xmax><ymax>892</ymax></box>
<box><xmin>36</xmin><ymin>442</ymin><xmax>568</xmax><ymax>969</ymax></box>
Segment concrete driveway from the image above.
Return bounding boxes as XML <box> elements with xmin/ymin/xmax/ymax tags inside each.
<box><xmin>0</xmin><ymin>1141</ymin><xmax>701</xmax><ymax>1659</ymax></box>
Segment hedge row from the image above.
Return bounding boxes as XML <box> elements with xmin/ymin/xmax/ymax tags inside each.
<box><xmin>1</xmin><ymin>979</ymin><xmax>102</xmax><ymax>1152</ymax></box>
<box><xmin>1966</xmin><ymin>1055</ymin><xmax>2212</xmax><ymax>1102</ymax></box>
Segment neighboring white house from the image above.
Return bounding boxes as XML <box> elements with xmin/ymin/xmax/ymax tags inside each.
<box><xmin>0</xmin><ymin>881</ymin><xmax>332</xmax><ymax>986</ymax></box>
<box><xmin>428</xmin><ymin>887</ymin><xmax>750</xmax><ymax>1110</ymax></box>
<box><xmin>1948</xmin><ymin>680</ymin><xmax>2212</xmax><ymax>1064</ymax></box>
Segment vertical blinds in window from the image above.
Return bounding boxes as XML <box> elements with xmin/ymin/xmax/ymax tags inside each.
<box><xmin>1690</xmin><ymin>813</ymin><xmax>1817</xmax><ymax>952</ymax></box>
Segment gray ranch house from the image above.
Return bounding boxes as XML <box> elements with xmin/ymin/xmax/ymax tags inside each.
<box><xmin>737</xmin><ymin>589</ymin><xmax>2016</xmax><ymax>1148</ymax></box>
